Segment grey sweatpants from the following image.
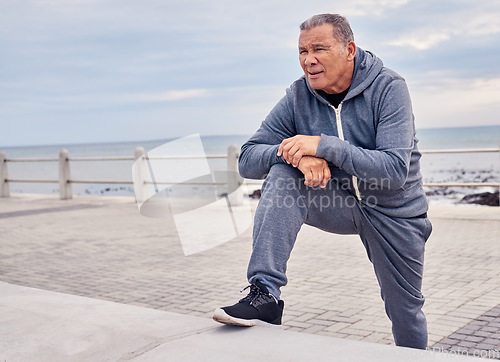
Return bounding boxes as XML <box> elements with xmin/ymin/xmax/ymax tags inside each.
<box><xmin>247</xmin><ymin>164</ymin><xmax>433</xmax><ymax>349</ymax></box>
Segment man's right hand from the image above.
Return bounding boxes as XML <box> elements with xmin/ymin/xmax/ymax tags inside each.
<box><xmin>297</xmin><ymin>156</ymin><xmax>331</xmax><ymax>188</ymax></box>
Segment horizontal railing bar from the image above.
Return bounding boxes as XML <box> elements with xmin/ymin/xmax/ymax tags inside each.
<box><xmin>69</xmin><ymin>157</ymin><xmax>135</xmax><ymax>161</ymax></box>
<box><xmin>145</xmin><ymin>181</ymin><xmax>227</xmax><ymax>186</ymax></box>
<box><xmin>421</xmin><ymin>148</ymin><xmax>499</xmax><ymax>154</ymax></box>
<box><xmin>70</xmin><ymin>156</ymin><xmax>229</xmax><ymax>161</ymax></box>
<box><xmin>6</xmin><ymin>179</ymin><xmax>59</xmax><ymax>183</ymax></box>
<box><xmin>69</xmin><ymin>181</ymin><xmax>229</xmax><ymax>186</ymax></box>
<box><xmin>423</xmin><ymin>183</ymin><xmax>500</xmax><ymax>187</ymax></box>
<box><xmin>69</xmin><ymin>180</ymin><xmax>134</xmax><ymax>185</ymax></box>
<box><xmin>139</xmin><ymin>155</ymin><xmax>228</xmax><ymax>160</ymax></box>
<box><xmin>4</xmin><ymin>155</ymin><xmax>229</xmax><ymax>163</ymax></box>
<box><xmin>6</xmin><ymin>158</ymin><xmax>59</xmax><ymax>162</ymax></box>
<box><xmin>70</xmin><ymin>155</ymin><xmax>228</xmax><ymax>161</ymax></box>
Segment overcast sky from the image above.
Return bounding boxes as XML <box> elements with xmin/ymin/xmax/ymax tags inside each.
<box><xmin>1</xmin><ymin>0</ymin><xmax>499</xmax><ymax>147</ymax></box>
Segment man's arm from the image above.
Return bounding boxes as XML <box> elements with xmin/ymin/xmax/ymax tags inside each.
<box><xmin>238</xmin><ymin>91</ymin><xmax>297</xmax><ymax>179</ymax></box>
<box><xmin>279</xmin><ymin>78</ymin><xmax>416</xmax><ymax>190</ymax></box>
<box><xmin>277</xmin><ymin>135</ymin><xmax>320</xmax><ymax>167</ymax></box>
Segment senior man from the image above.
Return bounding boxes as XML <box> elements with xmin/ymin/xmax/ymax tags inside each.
<box><xmin>213</xmin><ymin>13</ymin><xmax>432</xmax><ymax>350</ymax></box>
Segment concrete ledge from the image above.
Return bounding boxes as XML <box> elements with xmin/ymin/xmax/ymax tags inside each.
<box><xmin>0</xmin><ymin>282</ymin><xmax>484</xmax><ymax>361</ymax></box>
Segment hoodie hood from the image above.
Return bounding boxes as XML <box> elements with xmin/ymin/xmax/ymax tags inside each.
<box><xmin>346</xmin><ymin>47</ymin><xmax>384</xmax><ymax>100</ymax></box>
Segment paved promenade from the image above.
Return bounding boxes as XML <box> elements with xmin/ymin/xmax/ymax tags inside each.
<box><xmin>1</xmin><ymin>194</ymin><xmax>499</xmax><ymax>359</ymax></box>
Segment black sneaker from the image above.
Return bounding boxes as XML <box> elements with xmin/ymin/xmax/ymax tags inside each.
<box><xmin>213</xmin><ymin>280</ymin><xmax>284</xmax><ymax>327</ymax></box>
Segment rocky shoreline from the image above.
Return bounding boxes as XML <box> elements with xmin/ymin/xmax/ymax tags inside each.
<box><xmin>460</xmin><ymin>191</ymin><xmax>500</xmax><ymax>206</ymax></box>
<box><xmin>248</xmin><ymin>189</ymin><xmax>500</xmax><ymax>207</ymax></box>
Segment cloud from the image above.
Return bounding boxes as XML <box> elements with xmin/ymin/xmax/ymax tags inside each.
<box><xmin>464</xmin><ymin>13</ymin><xmax>500</xmax><ymax>36</ymax></box>
<box><xmin>0</xmin><ymin>88</ymin><xmax>210</xmax><ymax>114</ymax></box>
<box><xmin>410</xmin><ymin>75</ymin><xmax>500</xmax><ymax>128</ymax></box>
<box><xmin>385</xmin><ymin>5</ymin><xmax>500</xmax><ymax>51</ymax></box>
<box><xmin>131</xmin><ymin>89</ymin><xmax>209</xmax><ymax>102</ymax></box>
<box><xmin>0</xmin><ymin>85</ymin><xmax>282</xmax><ymax>119</ymax></box>
<box><xmin>337</xmin><ymin>0</ymin><xmax>410</xmax><ymax>16</ymax></box>
<box><xmin>387</xmin><ymin>31</ymin><xmax>450</xmax><ymax>50</ymax></box>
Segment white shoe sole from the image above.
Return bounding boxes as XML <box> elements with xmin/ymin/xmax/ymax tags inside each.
<box><xmin>212</xmin><ymin>308</ymin><xmax>281</xmax><ymax>328</ymax></box>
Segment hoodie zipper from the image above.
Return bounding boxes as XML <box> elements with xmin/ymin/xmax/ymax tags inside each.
<box><xmin>329</xmin><ymin>102</ymin><xmax>361</xmax><ymax>201</ymax></box>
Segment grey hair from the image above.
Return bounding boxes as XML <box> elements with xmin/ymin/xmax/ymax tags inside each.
<box><xmin>300</xmin><ymin>14</ymin><xmax>354</xmax><ymax>46</ymax></box>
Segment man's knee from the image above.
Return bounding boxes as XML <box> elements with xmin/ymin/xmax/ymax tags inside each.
<box><xmin>263</xmin><ymin>164</ymin><xmax>303</xmax><ymax>193</ymax></box>
<box><xmin>267</xmin><ymin>163</ymin><xmax>302</xmax><ymax>179</ymax></box>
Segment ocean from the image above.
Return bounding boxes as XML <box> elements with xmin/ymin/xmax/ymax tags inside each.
<box><xmin>1</xmin><ymin>126</ymin><xmax>499</xmax><ymax>205</ymax></box>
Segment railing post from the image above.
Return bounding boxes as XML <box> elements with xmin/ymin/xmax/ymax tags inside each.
<box><xmin>0</xmin><ymin>151</ymin><xmax>10</xmax><ymax>198</ymax></box>
<box><xmin>227</xmin><ymin>144</ymin><xmax>243</xmax><ymax>206</ymax></box>
<box><xmin>59</xmin><ymin>149</ymin><xmax>72</xmax><ymax>200</ymax></box>
<box><xmin>133</xmin><ymin>146</ymin><xmax>148</xmax><ymax>204</ymax></box>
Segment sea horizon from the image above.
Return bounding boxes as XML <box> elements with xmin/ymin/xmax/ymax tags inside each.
<box><xmin>2</xmin><ymin>124</ymin><xmax>500</xmax><ymax>152</ymax></box>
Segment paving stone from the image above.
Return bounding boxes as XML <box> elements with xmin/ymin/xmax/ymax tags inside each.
<box><xmin>285</xmin><ymin>320</ymin><xmax>314</xmax><ymax>329</ymax></box>
<box><xmin>457</xmin><ymin>341</ymin><xmax>477</xmax><ymax>349</ymax></box>
<box><xmin>482</xmin><ymin>338</ymin><xmax>500</xmax><ymax>346</ymax></box>
<box><xmin>465</xmin><ymin>336</ymin><xmax>485</xmax><ymax>343</ymax></box>
<box><xmin>438</xmin><ymin>338</ymin><xmax>460</xmax><ymax>346</ymax></box>
<box><xmin>307</xmin><ymin>319</ymin><xmax>335</xmax><ymax>327</ymax></box>
<box><xmin>474</xmin><ymin>343</ymin><xmax>497</xmax><ymax>351</ymax></box>
<box><xmin>462</xmin><ymin>324</ymin><xmax>483</xmax><ymax>332</ymax></box>
<box><xmin>302</xmin><ymin>324</ymin><xmax>328</xmax><ymax>334</ymax></box>
<box><xmin>475</xmin><ymin>330</ymin><xmax>495</xmax><ymax>338</ymax></box>
<box><xmin>344</xmin><ymin>329</ymin><xmax>372</xmax><ymax>337</ymax></box>
<box><xmin>291</xmin><ymin>312</ymin><xmax>320</xmax><ymax>322</ymax></box>
<box><xmin>324</xmin><ymin>322</ymin><xmax>350</xmax><ymax>333</ymax></box>
<box><xmin>448</xmin><ymin>333</ymin><xmax>469</xmax><ymax>341</ymax></box>
<box><xmin>483</xmin><ymin>327</ymin><xmax>500</xmax><ymax>333</ymax></box>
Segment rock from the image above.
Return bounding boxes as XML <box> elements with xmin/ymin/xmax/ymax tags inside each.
<box><xmin>460</xmin><ymin>191</ymin><xmax>499</xmax><ymax>206</ymax></box>
<box><xmin>248</xmin><ymin>189</ymin><xmax>261</xmax><ymax>199</ymax></box>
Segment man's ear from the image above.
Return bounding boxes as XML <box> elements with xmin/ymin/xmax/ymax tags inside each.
<box><xmin>346</xmin><ymin>41</ymin><xmax>356</xmax><ymax>61</ymax></box>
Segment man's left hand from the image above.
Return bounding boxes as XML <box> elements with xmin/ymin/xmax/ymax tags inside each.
<box><xmin>277</xmin><ymin>135</ymin><xmax>321</xmax><ymax>167</ymax></box>
<box><xmin>297</xmin><ymin>156</ymin><xmax>331</xmax><ymax>188</ymax></box>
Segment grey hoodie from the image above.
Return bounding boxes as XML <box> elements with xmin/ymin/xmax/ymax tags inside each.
<box><xmin>239</xmin><ymin>47</ymin><xmax>428</xmax><ymax>218</ymax></box>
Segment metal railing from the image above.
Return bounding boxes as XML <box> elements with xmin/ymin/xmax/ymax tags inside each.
<box><xmin>0</xmin><ymin>147</ymin><xmax>238</xmax><ymax>200</ymax></box>
<box><xmin>419</xmin><ymin>148</ymin><xmax>500</xmax><ymax>188</ymax></box>
<box><xmin>1</xmin><ymin>147</ymin><xmax>499</xmax><ymax>200</ymax></box>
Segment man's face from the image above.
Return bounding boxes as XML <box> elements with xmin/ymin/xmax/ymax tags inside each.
<box><xmin>298</xmin><ymin>24</ymin><xmax>355</xmax><ymax>94</ymax></box>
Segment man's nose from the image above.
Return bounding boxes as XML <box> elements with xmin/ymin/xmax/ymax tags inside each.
<box><xmin>304</xmin><ymin>53</ymin><xmax>317</xmax><ymax>66</ymax></box>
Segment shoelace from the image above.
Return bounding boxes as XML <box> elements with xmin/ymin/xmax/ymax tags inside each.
<box><xmin>239</xmin><ymin>284</ymin><xmax>265</xmax><ymax>304</ymax></box>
